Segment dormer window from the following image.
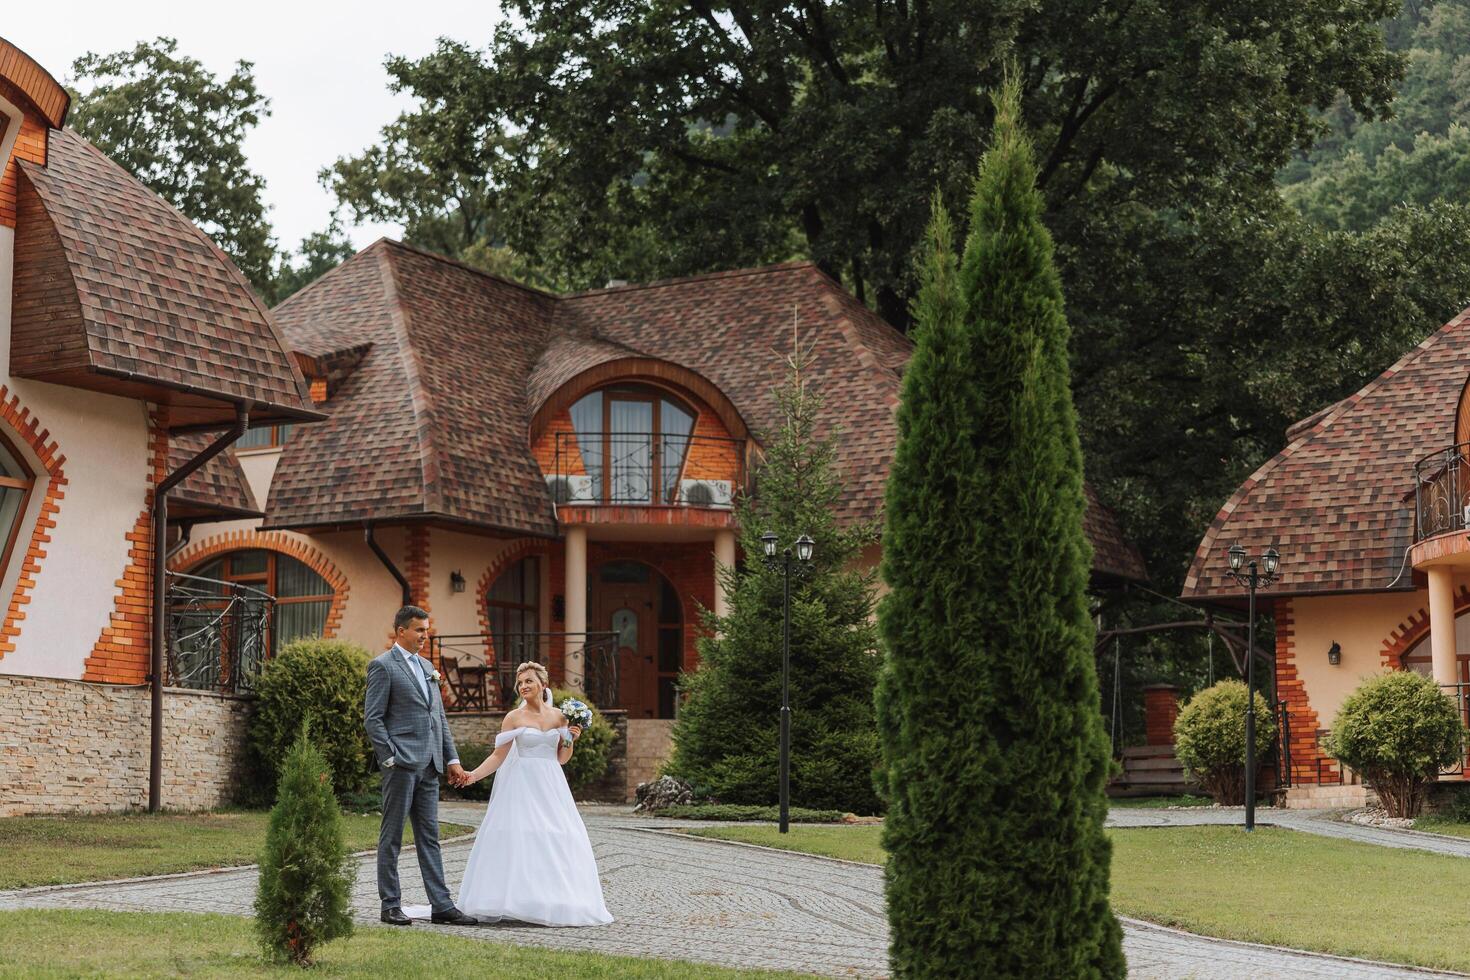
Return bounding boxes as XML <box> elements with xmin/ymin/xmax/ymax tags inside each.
<box><xmin>569</xmin><ymin>387</ymin><xmax>696</xmax><ymax>504</ymax></box>
<box><xmin>235</xmin><ymin>424</ymin><xmax>296</xmax><ymax>451</ymax></box>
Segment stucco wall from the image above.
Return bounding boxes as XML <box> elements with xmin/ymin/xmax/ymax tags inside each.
<box><xmin>0</xmin><ymin>673</ymin><xmax>252</xmax><ymax>815</ymax></box>
<box><xmin>1290</xmin><ymin>589</ymin><xmax>1429</xmax><ymax>724</ymax></box>
<box><xmin>0</xmin><ymin>226</ymin><xmax>153</xmax><ymax>681</ymax></box>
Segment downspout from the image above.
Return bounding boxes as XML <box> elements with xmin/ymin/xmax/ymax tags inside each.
<box><xmin>150</xmin><ymin>406</ymin><xmax>248</xmax><ymax>813</ymax></box>
<box><xmin>365</xmin><ymin>523</ymin><xmax>413</xmax><ymax>607</ymax></box>
<box><xmin>165</xmin><ymin>520</ymin><xmax>195</xmax><ymax>561</ymax></box>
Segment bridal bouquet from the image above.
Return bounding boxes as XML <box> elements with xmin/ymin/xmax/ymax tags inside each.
<box><xmin>559</xmin><ymin>698</ymin><xmax>593</xmax><ymax>745</ymax></box>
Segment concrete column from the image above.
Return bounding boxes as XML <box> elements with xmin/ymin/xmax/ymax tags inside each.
<box><xmin>1428</xmin><ymin>566</ymin><xmax>1459</xmax><ymax>687</ymax></box>
<box><xmin>713</xmin><ymin>529</ymin><xmax>737</xmax><ymax>621</ymax></box>
<box><xmin>564</xmin><ymin>525</ymin><xmax>588</xmax><ymax>694</ymax></box>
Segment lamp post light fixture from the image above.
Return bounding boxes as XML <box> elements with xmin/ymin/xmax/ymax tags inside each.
<box><xmin>1224</xmin><ymin>544</ymin><xmax>1282</xmax><ymax>832</ymax></box>
<box><xmin>761</xmin><ymin>530</ymin><xmax>816</xmax><ymax>833</ymax></box>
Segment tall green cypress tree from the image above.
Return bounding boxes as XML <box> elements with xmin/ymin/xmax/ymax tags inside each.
<box><xmin>874</xmin><ymin>78</ymin><xmax>1124</xmax><ymax>977</ymax></box>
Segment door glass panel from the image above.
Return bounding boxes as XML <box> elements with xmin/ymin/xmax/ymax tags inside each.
<box><xmin>570</xmin><ymin>392</ymin><xmax>603</xmax><ymax>494</ymax></box>
<box><xmin>658</xmin><ymin>676</ymin><xmax>676</xmax><ymax>719</ymax></box>
<box><xmin>274</xmin><ymin>599</ymin><xmax>329</xmax><ymax>654</ymax></box>
<box><xmin>600</xmin><ymin>560</ymin><xmax>650</xmax><ymax>583</ymax></box>
<box><xmin>611</xmin><ymin>608</ymin><xmax>638</xmax><ymax>649</ymax></box>
<box><xmin>660</xmin><ymin>400</ymin><xmax>694</xmax><ymax>503</ymax></box>
<box><xmin>658</xmin><ymin>627</ymin><xmax>681</xmax><ymax>672</ymax></box>
<box><xmin>609</xmin><ymin>399</ymin><xmax>653</xmax><ymax>503</ymax></box>
<box><xmin>658</xmin><ymin>579</ymin><xmax>681</xmax><ymax>623</ymax></box>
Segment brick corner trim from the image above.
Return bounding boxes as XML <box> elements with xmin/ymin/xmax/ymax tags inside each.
<box><xmin>1378</xmin><ymin>583</ymin><xmax>1470</xmax><ymax>669</ymax></box>
<box><xmin>0</xmin><ymin>386</ymin><xmax>67</xmax><ymax>660</ymax></box>
<box><xmin>1274</xmin><ymin>597</ymin><xmax>1336</xmax><ymax>785</ymax></box>
<box><xmin>168</xmin><ymin>528</ymin><xmax>351</xmax><ymax>642</ymax></box>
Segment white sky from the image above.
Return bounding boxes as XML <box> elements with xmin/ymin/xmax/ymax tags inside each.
<box><xmin>5</xmin><ymin>1</ymin><xmax>507</xmax><ymax>253</ymax></box>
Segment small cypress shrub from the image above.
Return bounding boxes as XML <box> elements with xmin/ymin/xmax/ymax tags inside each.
<box><xmin>254</xmin><ymin>728</ymin><xmax>354</xmax><ymax>966</ymax></box>
<box><xmin>1172</xmin><ymin>679</ymin><xmax>1277</xmax><ymax>805</ymax></box>
<box><xmin>875</xmin><ymin>76</ymin><xmax>1123</xmax><ymax>977</ymax></box>
<box><xmin>1325</xmin><ymin>671</ymin><xmax>1465</xmax><ymax>818</ymax></box>
<box><xmin>249</xmin><ymin>638</ymin><xmax>374</xmax><ymax>802</ymax></box>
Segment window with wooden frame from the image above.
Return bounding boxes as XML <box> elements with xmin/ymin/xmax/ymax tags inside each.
<box><xmin>191</xmin><ymin>549</ymin><xmax>332</xmax><ymax>655</ymax></box>
<box><xmin>487</xmin><ymin>556</ymin><xmax>541</xmax><ymax>659</ymax></box>
<box><xmin>234</xmin><ymin>424</ymin><xmax>296</xmax><ymax>451</ymax></box>
<box><xmin>568</xmin><ymin>386</ymin><xmax>697</xmax><ymax>504</ymax></box>
<box><xmin>0</xmin><ymin>432</ymin><xmax>35</xmax><ymax>588</ymax></box>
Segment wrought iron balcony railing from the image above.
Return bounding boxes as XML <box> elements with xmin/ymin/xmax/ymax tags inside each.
<box><xmin>166</xmin><ymin>571</ymin><xmax>274</xmax><ymax>695</ymax></box>
<box><xmin>550</xmin><ymin>430</ymin><xmax>746</xmax><ymax>509</ymax></box>
<box><xmin>430</xmin><ymin>631</ymin><xmax>621</xmax><ymax>712</ymax></box>
<box><xmin>1414</xmin><ymin>444</ymin><xmax>1470</xmax><ymax>542</ymax></box>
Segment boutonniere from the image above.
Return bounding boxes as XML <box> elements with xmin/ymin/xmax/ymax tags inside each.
<box><xmin>430</xmin><ymin>668</ymin><xmax>442</xmax><ymax>683</ymax></box>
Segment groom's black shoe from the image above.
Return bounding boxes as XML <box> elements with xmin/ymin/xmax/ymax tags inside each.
<box><xmin>430</xmin><ymin>907</ymin><xmax>478</xmax><ymax>926</ymax></box>
<box><xmin>380</xmin><ymin>907</ymin><xmax>412</xmax><ymax>926</ymax></box>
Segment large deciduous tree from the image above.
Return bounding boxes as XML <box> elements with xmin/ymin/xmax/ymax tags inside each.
<box><xmin>68</xmin><ymin>38</ymin><xmax>281</xmax><ymax>297</ymax></box>
<box><xmin>875</xmin><ymin>80</ymin><xmax>1121</xmax><ymax>976</ymax></box>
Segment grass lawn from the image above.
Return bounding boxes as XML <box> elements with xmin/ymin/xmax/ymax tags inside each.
<box><xmin>1408</xmin><ymin>814</ymin><xmax>1470</xmax><ymax>838</ymax></box>
<box><xmin>0</xmin><ymin>909</ymin><xmax>814</xmax><ymax>979</ymax></box>
<box><xmin>0</xmin><ymin>811</ymin><xmax>473</xmax><ymax>890</ymax></box>
<box><xmin>687</xmin><ymin>823</ymin><xmax>1470</xmax><ymax>973</ymax></box>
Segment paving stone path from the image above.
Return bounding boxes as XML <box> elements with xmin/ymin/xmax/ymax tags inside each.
<box><xmin>0</xmin><ymin>803</ymin><xmax>1461</xmax><ymax>978</ymax></box>
<box><xmin>1109</xmin><ymin>804</ymin><xmax>1470</xmax><ymax>857</ymax></box>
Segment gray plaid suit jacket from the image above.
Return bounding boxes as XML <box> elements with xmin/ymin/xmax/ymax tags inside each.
<box><xmin>364</xmin><ymin>647</ymin><xmax>458</xmax><ymax>773</ymax></box>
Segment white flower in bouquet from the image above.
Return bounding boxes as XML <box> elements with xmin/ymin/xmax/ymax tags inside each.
<box><xmin>558</xmin><ymin>698</ymin><xmax>593</xmax><ymax>746</ymax></box>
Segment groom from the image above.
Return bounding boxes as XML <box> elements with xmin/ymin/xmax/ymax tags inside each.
<box><xmin>364</xmin><ymin>605</ymin><xmax>477</xmax><ymax>927</ymax></box>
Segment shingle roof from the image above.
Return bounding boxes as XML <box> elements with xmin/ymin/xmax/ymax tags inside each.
<box><xmin>264</xmin><ymin>241</ymin><xmax>1148</xmax><ymax>581</ymax></box>
<box><xmin>169</xmin><ymin>438</ymin><xmax>262</xmax><ymax>521</ymax></box>
<box><xmin>9</xmin><ymin>128</ymin><xmax>320</xmax><ymax>428</ymax></box>
<box><xmin>1084</xmin><ymin>485</ymin><xmax>1149</xmax><ymax>585</ymax></box>
<box><xmin>1182</xmin><ymin>307</ymin><xmax>1470</xmax><ymax>601</ymax></box>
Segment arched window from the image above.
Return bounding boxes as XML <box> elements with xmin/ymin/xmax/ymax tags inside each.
<box><xmin>0</xmin><ymin>433</ymin><xmax>35</xmax><ymax>588</ymax></box>
<box><xmin>192</xmin><ymin>549</ymin><xmax>333</xmax><ymax>655</ymax></box>
<box><xmin>569</xmin><ymin>387</ymin><xmax>697</xmax><ymax>504</ymax></box>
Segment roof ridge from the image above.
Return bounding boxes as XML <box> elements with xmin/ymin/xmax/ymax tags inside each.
<box><xmin>376</xmin><ymin>238</ymin><xmax>559</xmax><ymax>300</ymax></box>
<box><xmin>1182</xmin><ymin>304</ymin><xmax>1470</xmax><ymax>597</ymax></box>
<box><xmin>561</xmin><ymin>261</ymin><xmax>819</xmax><ymax>300</ymax></box>
<box><xmin>377</xmin><ymin>245</ymin><xmax>442</xmax><ymax>514</ymax></box>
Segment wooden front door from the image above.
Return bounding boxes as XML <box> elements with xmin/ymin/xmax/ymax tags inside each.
<box><xmin>591</xmin><ymin>559</ymin><xmax>687</xmax><ymax>718</ymax></box>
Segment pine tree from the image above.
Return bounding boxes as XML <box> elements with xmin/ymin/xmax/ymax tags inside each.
<box><xmin>874</xmin><ymin>78</ymin><xmax>1124</xmax><ymax>977</ymax></box>
<box><xmin>666</xmin><ymin>340</ymin><xmax>883</xmax><ymax>814</ymax></box>
<box><xmin>254</xmin><ymin>727</ymin><xmax>354</xmax><ymax>966</ymax></box>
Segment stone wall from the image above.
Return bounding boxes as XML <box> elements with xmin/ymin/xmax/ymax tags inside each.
<box><xmin>447</xmin><ymin>708</ymin><xmax>630</xmax><ymax>803</ymax></box>
<box><xmin>0</xmin><ymin>673</ymin><xmax>253</xmax><ymax>816</ymax></box>
<box><xmin>625</xmin><ymin>719</ymin><xmax>677</xmax><ymax>800</ymax></box>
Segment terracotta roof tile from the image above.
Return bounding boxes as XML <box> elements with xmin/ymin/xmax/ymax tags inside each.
<box><xmin>1182</xmin><ymin>308</ymin><xmax>1470</xmax><ymax>600</ymax></box>
<box><xmin>9</xmin><ymin>128</ymin><xmax>318</xmax><ymax>425</ymax></box>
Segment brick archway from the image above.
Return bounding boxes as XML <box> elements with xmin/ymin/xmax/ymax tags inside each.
<box><xmin>169</xmin><ymin>529</ymin><xmax>350</xmax><ymax>639</ymax></box>
<box><xmin>0</xmin><ymin>385</ymin><xmax>66</xmax><ymax>661</ymax></box>
<box><xmin>1379</xmin><ymin>583</ymin><xmax>1470</xmax><ymax>668</ymax></box>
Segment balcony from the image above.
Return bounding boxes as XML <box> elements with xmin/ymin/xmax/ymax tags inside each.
<box><xmin>165</xmin><ymin>571</ymin><xmax>275</xmax><ymax>694</ymax></box>
<box><xmin>1414</xmin><ymin>444</ymin><xmax>1470</xmax><ymax>544</ymax></box>
<box><xmin>548</xmin><ymin>430</ymin><xmax>747</xmax><ymax>525</ymax></box>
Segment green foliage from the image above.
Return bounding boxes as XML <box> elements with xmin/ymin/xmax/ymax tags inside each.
<box><xmin>658</xmin><ymin>804</ymin><xmax>849</xmax><ymax>823</ymax></box>
<box><xmin>665</xmin><ymin>345</ymin><xmax>882</xmax><ymax>815</ymax></box>
<box><xmin>253</xmin><ymin>730</ymin><xmax>354</xmax><ymax>966</ymax></box>
<box><xmin>1325</xmin><ymin>671</ymin><xmax>1466</xmax><ymax>818</ymax></box>
<box><xmin>249</xmin><ymin>638</ymin><xmax>374</xmax><ymax>803</ymax></box>
<box><xmin>875</xmin><ymin>80</ymin><xmax>1122</xmax><ymax>978</ymax></box>
<box><xmin>1172</xmin><ymin>680</ymin><xmax>1277</xmax><ymax>805</ymax></box>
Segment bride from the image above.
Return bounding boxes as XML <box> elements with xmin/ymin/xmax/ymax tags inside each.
<box><xmin>453</xmin><ymin>660</ymin><xmax>613</xmax><ymax>926</ymax></box>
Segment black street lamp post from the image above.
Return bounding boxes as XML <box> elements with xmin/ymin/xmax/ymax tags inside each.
<box><xmin>762</xmin><ymin>530</ymin><xmax>815</xmax><ymax>833</ymax></box>
<box><xmin>1226</xmin><ymin>543</ymin><xmax>1281</xmax><ymax>832</ymax></box>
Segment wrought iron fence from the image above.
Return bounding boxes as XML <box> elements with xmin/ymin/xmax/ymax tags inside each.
<box><xmin>1275</xmin><ymin>700</ymin><xmax>1293</xmax><ymax>789</ymax></box>
<box><xmin>1441</xmin><ymin>682</ymin><xmax>1470</xmax><ymax>777</ymax></box>
<box><xmin>165</xmin><ymin>571</ymin><xmax>274</xmax><ymax>694</ymax></box>
<box><xmin>551</xmin><ymin>431</ymin><xmax>747</xmax><ymax>508</ymax></box>
<box><xmin>430</xmin><ymin>631</ymin><xmax>622</xmax><ymax>711</ymax></box>
<box><xmin>1414</xmin><ymin>444</ymin><xmax>1470</xmax><ymax>540</ymax></box>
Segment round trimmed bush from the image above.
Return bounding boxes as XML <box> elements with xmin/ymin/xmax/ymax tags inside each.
<box><xmin>250</xmin><ymin>638</ymin><xmax>374</xmax><ymax>802</ymax></box>
<box><xmin>1173</xmin><ymin>679</ymin><xmax>1277</xmax><ymax>805</ymax></box>
<box><xmin>1325</xmin><ymin>671</ymin><xmax>1466</xmax><ymax>818</ymax></box>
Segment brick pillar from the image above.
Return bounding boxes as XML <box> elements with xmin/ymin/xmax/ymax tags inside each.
<box><xmin>1143</xmin><ymin>684</ymin><xmax>1181</xmax><ymax>746</ymax></box>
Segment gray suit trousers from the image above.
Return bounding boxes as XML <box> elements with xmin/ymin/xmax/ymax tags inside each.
<box><xmin>377</xmin><ymin>762</ymin><xmax>452</xmax><ymax>913</ymax></box>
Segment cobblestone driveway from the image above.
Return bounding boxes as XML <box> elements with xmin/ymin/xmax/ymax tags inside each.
<box><xmin>0</xmin><ymin>803</ymin><xmax>1460</xmax><ymax>978</ymax></box>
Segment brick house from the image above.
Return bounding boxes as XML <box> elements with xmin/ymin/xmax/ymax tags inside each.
<box><xmin>0</xmin><ymin>38</ymin><xmax>322</xmax><ymax>814</ymax></box>
<box><xmin>167</xmin><ymin>237</ymin><xmax>1147</xmax><ymax>797</ymax></box>
<box><xmin>1183</xmin><ymin>304</ymin><xmax>1470</xmax><ymax>804</ymax></box>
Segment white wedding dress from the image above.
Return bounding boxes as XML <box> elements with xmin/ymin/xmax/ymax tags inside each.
<box><xmin>452</xmin><ymin>725</ymin><xmax>613</xmax><ymax>927</ymax></box>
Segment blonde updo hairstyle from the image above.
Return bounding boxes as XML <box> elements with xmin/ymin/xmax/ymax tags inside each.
<box><xmin>514</xmin><ymin>660</ymin><xmax>550</xmax><ymax>706</ymax></box>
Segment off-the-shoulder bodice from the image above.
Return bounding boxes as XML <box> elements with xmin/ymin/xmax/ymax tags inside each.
<box><xmin>494</xmin><ymin>725</ymin><xmax>569</xmax><ymax>760</ymax></box>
